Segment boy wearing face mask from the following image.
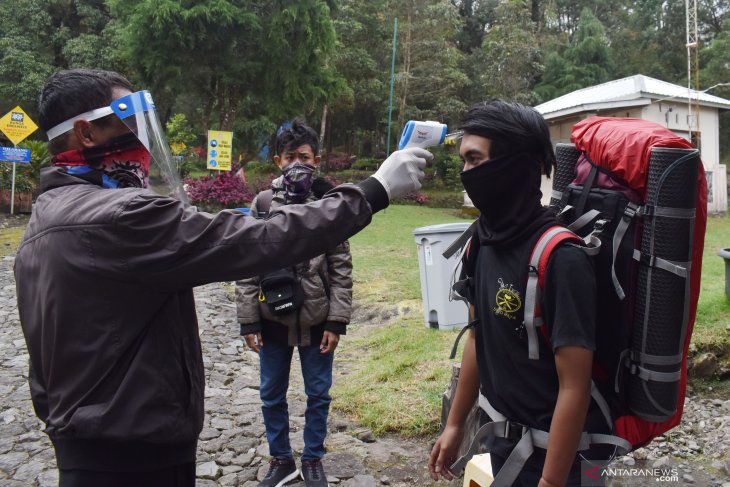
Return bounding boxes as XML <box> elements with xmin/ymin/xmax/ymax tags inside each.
<box><xmin>236</xmin><ymin>120</ymin><xmax>351</xmax><ymax>487</ymax></box>
<box><xmin>428</xmin><ymin>101</ymin><xmax>598</xmax><ymax>487</ymax></box>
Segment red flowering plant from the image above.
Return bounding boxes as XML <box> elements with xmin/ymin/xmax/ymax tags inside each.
<box><xmin>397</xmin><ymin>191</ymin><xmax>430</xmax><ymax>205</ymax></box>
<box><xmin>184</xmin><ymin>164</ymin><xmax>255</xmax><ymax>211</ymax></box>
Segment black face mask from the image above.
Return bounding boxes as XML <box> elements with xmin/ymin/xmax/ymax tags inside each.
<box><xmin>460</xmin><ymin>152</ymin><xmax>556</xmax><ymax>248</ymax></box>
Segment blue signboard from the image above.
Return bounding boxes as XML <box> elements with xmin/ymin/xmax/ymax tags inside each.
<box><xmin>0</xmin><ymin>146</ymin><xmax>31</xmax><ymax>163</ymax></box>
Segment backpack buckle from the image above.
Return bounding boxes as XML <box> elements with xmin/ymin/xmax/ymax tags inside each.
<box><xmin>589</xmin><ymin>219</ymin><xmax>608</xmax><ymax>238</ymax></box>
<box><xmin>623</xmin><ymin>202</ymin><xmax>639</xmax><ymax>221</ymax></box>
<box><xmin>503</xmin><ymin>421</ymin><xmax>529</xmax><ymax>442</ymax></box>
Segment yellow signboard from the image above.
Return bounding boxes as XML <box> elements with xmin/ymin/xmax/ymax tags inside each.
<box><xmin>207</xmin><ymin>130</ymin><xmax>233</xmax><ymax>171</ymax></box>
<box><xmin>170</xmin><ymin>141</ymin><xmax>186</xmax><ymax>155</ymax></box>
<box><xmin>0</xmin><ymin>106</ymin><xmax>38</xmax><ymax>146</ymax></box>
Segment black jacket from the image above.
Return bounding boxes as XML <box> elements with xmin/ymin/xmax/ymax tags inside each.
<box><xmin>14</xmin><ymin>167</ymin><xmax>386</xmax><ymax>471</ymax></box>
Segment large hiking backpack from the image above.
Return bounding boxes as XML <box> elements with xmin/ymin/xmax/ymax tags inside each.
<box><xmin>448</xmin><ymin>117</ymin><xmax>707</xmax><ymax>484</ymax></box>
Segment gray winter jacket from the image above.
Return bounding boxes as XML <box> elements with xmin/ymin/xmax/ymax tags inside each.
<box><xmin>14</xmin><ymin>167</ymin><xmax>387</xmax><ymax>471</ymax></box>
<box><xmin>236</xmin><ymin>178</ymin><xmax>353</xmax><ymax>346</ymax></box>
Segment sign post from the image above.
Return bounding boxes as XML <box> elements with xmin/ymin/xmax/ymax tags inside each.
<box><xmin>207</xmin><ymin>130</ymin><xmax>233</xmax><ymax>171</ymax></box>
<box><xmin>0</xmin><ymin>147</ymin><xmax>31</xmax><ymax>214</ymax></box>
<box><xmin>0</xmin><ymin>107</ymin><xmax>38</xmax><ymax>214</ymax></box>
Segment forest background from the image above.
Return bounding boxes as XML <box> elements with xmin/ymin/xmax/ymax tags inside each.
<box><xmin>2</xmin><ymin>0</ymin><xmax>730</xmax><ymax>208</ymax></box>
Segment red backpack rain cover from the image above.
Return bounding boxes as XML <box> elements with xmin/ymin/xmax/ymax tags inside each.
<box><xmin>572</xmin><ymin>116</ymin><xmax>707</xmax><ymax>447</ymax></box>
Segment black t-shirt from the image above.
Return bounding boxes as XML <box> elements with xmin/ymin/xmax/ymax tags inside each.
<box><xmin>470</xmin><ymin>228</ymin><xmax>606</xmax><ymax>462</ymax></box>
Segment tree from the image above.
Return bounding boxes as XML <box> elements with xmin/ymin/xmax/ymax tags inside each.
<box><xmin>391</xmin><ymin>0</ymin><xmax>468</xmax><ymax>139</ymax></box>
<box><xmin>608</xmin><ymin>0</ymin><xmax>686</xmax><ymax>82</ymax></box>
<box><xmin>111</xmin><ymin>0</ymin><xmax>345</xmax><ymax>159</ymax></box>
<box><xmin>329</xmin><ymin>0</ymin><xmax>390</xmax><ymax>156</ymax></box>
<box><xmin>475</xmin><ymin>0</ymin><xmax>543</xmax><ymax>104</ymax></box>
<box><xmin>535</xmin><ymin>8</ymin><xmax>614</xmax><ymax>101</ymax></box>
<box><xmin>328</xmin><ymin>0</ymin><xmax>468</xmax><ymax>157</ymax></box>
<box><xmin>701</xmin><ymin>15</ymin><xmax>730</xmax><ymax>158</ymax></box>
<box><xmin>0</xmin><ymin>0</ymin><xmax>55</xmax><ymax>116</ymax></box>
<box><xmin>451</xmin><ymin>0</ymin><xmax>498</xmax><ymax>54</ymax></box>
<box><xmin>0</xmin><ymin>0</ymin><xmax>126</xmax><ymax>118</ymax></box>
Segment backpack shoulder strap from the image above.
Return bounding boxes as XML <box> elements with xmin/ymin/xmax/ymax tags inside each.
<box><xmin>447</xmin><ymin>226</ymin><xmax>480</xmax><ymax>359</ymax></box>
<box><xmin>311</xmin><ymin>177</ymin><xmax>334</xmax><ymax>199</ymax></box>
<box><xmin>256</xmin><ymin>189</ymin><xmax>274</xmax><ymax>218</ymax></box>
<box><xmin>524</xmin><ymin>226</ymin><xmax>583</xmax><ymax>360</ymax></box>
<box><xmin>442</xmin><ymin>219</ymin><xmax>478</xmax><ymax>259</ymax></box>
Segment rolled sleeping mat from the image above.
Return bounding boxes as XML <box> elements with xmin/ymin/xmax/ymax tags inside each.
<box><xmin>628</xmin><ymin>147</ymin><xmax>700</xmax><ymax>421</ymax></box>
<box><xmin>551</xmin><ymin>143</ymin><xmax>581</xmax><ymax>208</ymax></box>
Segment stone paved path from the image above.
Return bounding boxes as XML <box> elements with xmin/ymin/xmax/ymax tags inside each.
<box><xmin>0</xmin><ymin>254</ymin><xmax>432</xmax><ymax>487</ymax></box>
<box><xmin>1</xmin><ymin>251</ymin><xmax>730</xmax><ymax>486</ymax></box>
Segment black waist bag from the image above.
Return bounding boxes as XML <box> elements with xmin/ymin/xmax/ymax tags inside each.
<box><xmin>259</xmin><ymin>269</ymin><xmax>303</xmax><ymax>315</ymax></box>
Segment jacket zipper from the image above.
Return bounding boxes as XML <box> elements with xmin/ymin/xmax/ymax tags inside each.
<box><xmin>294</xmin><ymin>266</ymin><xmax>302</xmax><ymax>345</ymax></box>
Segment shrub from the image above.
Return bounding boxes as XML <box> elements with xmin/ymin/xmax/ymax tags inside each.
<box><xmin>323</xmin><ymin>169</ymin><xmax>370</xmax><ymax>184</ymax></box>
<box><xmin>430</xmin><ymin>147</ymin><xmax>463</xmax><ymax>189</ymax></box>
<box><xmin>166</xmin><ymin>114</ymin><xmax>198</xmax><ymax>154</ymax></box>
<box><xmin>19</xmin><ymin>139</ymin><xmax>51</xmax><ymax>188</ymax></box>
<box><xmin>351</xmin><ymin>158</ymin><xmax>379</xmax><ymax>171</ymax></box>
<box><xmin>423</xmin><ymin>192</ymin><xmax>464</xmax><ymax>209</ymax></box>
<box><xmin>0</xmin><ymin>163</ymin><xmax>34</xmax><ymax>192</ymax></box>
<box><xmin>326</xmin><ymin>153</ymin><xmax>355</xmax><ymax>171</ymax></box>
<box><xmin>185</xmin><ymin>164</ymin><xmax>254</xmax><ymax>210</ymax></box>
<box><xmin>245</xmin><ymin>160</ymin><xmax>278</xmax><ymax>175</ymax></box>
<box><xmin>251</xmin><ymin>174</ymin><xmax>278</xmax><ymax>193</ymax></box>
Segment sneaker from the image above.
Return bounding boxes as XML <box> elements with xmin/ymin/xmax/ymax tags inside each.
<box><xmin>300</xmin><ymin>459</ymin><xmax>329</xmax><ymax>487</ymax></box>
<box><xmin>258</xmin><ymin>457</ymin><xmax>299</xmax><ymax>487</ymax></box>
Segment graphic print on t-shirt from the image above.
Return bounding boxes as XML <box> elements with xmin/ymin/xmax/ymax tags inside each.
<box><xmin>493</xmin><ymin>277</ymin><xmax>522</xmax><ymax>320</ymax></box>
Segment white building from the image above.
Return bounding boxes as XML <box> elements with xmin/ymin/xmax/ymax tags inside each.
<box><xmin>535</xmin><ymin>74</ymin><xmax>729</xmax><ymax>214</ymax></box>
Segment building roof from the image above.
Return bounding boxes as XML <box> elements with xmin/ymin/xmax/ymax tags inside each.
<box><xmin>535</xmin><ymin>74</ymin><xmax>730</xmax><ymax>120</ymax></box>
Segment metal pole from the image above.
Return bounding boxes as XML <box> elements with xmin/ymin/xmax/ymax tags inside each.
<box><xmin>386</xmin><ymin>17</ymin><xmax>398</xmax><ymax>155</ymax></box>
<box><xmin>9</xmin><ymin>145</ymin><xmax>16</xmax><ymax>215</ymax></box>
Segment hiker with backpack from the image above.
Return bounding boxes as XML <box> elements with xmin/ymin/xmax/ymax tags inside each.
<box><xmin>428</xmin><ymin>100</ymin><xmax>601</xmax><ymax>487</ymax></box>
<box><xmin>429</xmin><ymin>98</ymin><xmax>707</xmax><ymax>486</ymax></box>
<box><xmin>236</xmin><ymin>120</ymin><xmax>351</xmax><ymax>487</ymax></box>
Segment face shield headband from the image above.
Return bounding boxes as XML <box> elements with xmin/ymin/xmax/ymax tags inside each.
<box><xmin>46</xmin><ymin>90</ymin><xmax>188</xmax><ymax>204</ymax></box>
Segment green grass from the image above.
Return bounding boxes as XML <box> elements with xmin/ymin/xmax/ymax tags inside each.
<box><xmin>333</xmin><ymin>205</ymin><xmax>471</xmax><ymax>436</ymax></box>
<box><xmin>694</xmin><ymin>215</ymin><xmax>730</xmax><ymax>352</ymax></box>
<box><xmin>0</xmin><ymin>226</ymin><xmax>24</xmax><ymax>258</ymax></box>
<box><xmin>348</xmin><ymin>205</ymin><xmax>470</xmax><ymax>306</ymax></box>
<box><xmin>333</xmin><ymin>314</ymin><xmax>464</xmax><ymax>437</ymax></box>
<box><xmin>335</xmin><ymin>208</ymin><xmax>730</xmax><ymax>437</ymax></box>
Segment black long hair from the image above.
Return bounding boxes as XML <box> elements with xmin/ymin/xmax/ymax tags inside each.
<box><xmin>458</xmin><ymin>100</ymin><xmax>555</xmax><ymax>178</ymax></box>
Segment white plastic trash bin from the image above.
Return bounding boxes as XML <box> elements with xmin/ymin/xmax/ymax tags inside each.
<box><xmin>413</xmin><ymin>222</ymin><xmax>471</xmax><ymax>330</ymax></box>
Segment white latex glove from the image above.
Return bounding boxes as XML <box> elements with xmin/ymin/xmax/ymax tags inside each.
<box><xmin>372</xmin><ymin>147</ymin><xmax>433</xmax><ymax>200</ymax></box>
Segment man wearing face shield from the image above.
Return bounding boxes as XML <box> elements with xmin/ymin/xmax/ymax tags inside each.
<box><xmin>14</xmin><ymin>69</ymin><xmax>431</xmax><ymax>486</ymax></box>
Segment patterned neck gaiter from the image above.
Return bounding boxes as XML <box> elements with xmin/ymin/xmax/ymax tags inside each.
<box><xmin>282</xmin><ymin>163</ymin><xmax>316</xmax><ymax>203</ymax></box>
<box><xmin>52</xmin><ymin>132</ymin><xmax>151</xmax><ymax>189</ymax></box>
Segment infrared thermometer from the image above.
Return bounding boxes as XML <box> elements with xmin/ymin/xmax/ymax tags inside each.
<box><xmin>398</xmin><ymin>120</ymin><xmax>448</xmax><ymax>150</ymax></box>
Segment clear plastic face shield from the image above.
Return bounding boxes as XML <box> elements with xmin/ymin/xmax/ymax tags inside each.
<box><xmin>46</xmin><ymin>90</ymin><xmax>188</xmax><ymax>203</ymax></box>
<box><xmin>110</xmin><ymin>91</ymin><xmax>188</xmax><ymax>203</ymax></box>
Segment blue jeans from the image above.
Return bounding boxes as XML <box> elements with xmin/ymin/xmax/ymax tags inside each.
<box><xmin>259</xmin><ymin>340</ymin><xmax>333</xmax><ymax>461</ymax></box>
